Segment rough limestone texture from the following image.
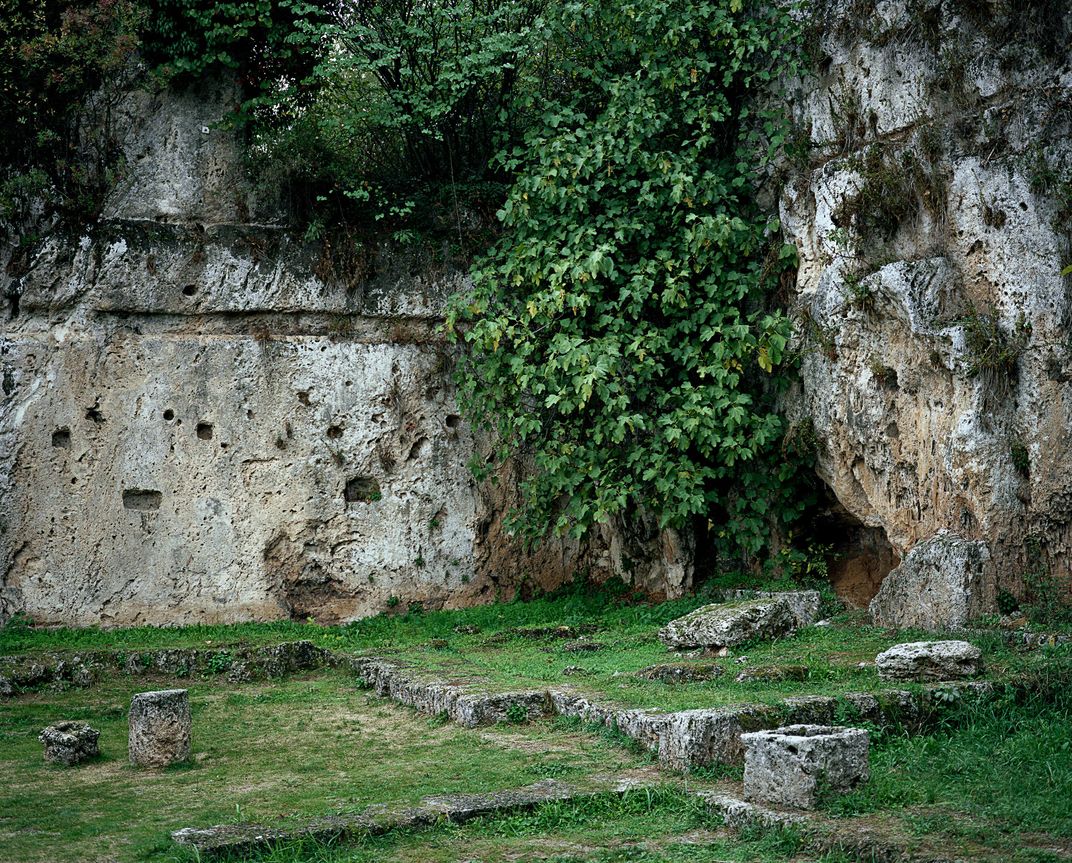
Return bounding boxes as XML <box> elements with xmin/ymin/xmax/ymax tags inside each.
<box><xmin>875</xmin><ymin>640</ymin><xmax>983</xmax><ymax>682</ymax></box>
<box><xmin>129</xmin><ymin>689</ymin><xmax>191</xmax><ymax>767</ymax></box>
<box><xmin>39</xmin><ymin>721</ymin><xmax>100</xmax><ymax>766</ymax></box>
<box><xmin>868</xmin><ymin>531</ymin><xmax>989</xmax><ymax>629</ymax></box>
<box><xmin>741</xmin><ymin>725</ymin><xmax>870</xmax><ymax>809</ymax></box>
<box><xmin>659</xmin><ymin>598</ymin><xmax>796</xmax><ymax>650</ymax></box>
<box><xmin>780</xmin><ymin>1</ymin><xmax>1072</xmax><ymax>620</ymax></box>
<box><xmin>0</xmin><ymin>74</ymin><xmax>688</xmax><ymax>627</ymax></box>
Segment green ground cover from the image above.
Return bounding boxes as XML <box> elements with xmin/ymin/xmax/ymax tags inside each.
<box><xmin>0</xmin><ymin>669</ymin><xmax>648</xmax><ymax>863</ymax></box>
<box><xmin>374</xmin><ymin>619</ymin><xmax>1039</xmax><ymax>712</ymax></box>
<box><xmin>823</xmin><ymin>678</ymin><xmax>1072</xmax><ymax>863</ymax></box>
<box><xmin>3</xmin><ymin>591</ymin><xmax>1071</xmax><ymax>863</ymax></box>
<box><xmin>175</xmin><ymin>789</ymin><xmax>851</xmax><ymax>863</ymax></box>
<box><xmin>3</xmin><ymin>586</ymin><xmax>1059</xmax><ymax>714</ymax></box>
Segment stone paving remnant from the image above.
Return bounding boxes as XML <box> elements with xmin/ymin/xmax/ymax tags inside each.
<box><xmin>659</xmin><ymin>598</ymin><xmax>796</xmax><ymax>650</ymax></box>
<box><xmin>874</xmin><ymin>640</ymin><xmax>982</xmax><ymax>682</ymax></box>
<box><xmin>129</xmin><ymin>689</ymin><xmax>191</xmax><ymax>767</ymax></box>
<box><xmin>741</xmin><ymin>724</ymin><xmax>869</xmax><ymax>809</ymax></box>
<box><xmin>637</xmin><ymin>663</ymin><xmax>724</xmax><ymax>683</ymax></box>
<box><xmin>734</xmin><ymin>664</ymin><xmax>810</xmax><ymax>684</ymax></box>
<box><xmin>39</xmin><ymin>721</ymin><xmax>100</xmax><ymax>766</ymax></box>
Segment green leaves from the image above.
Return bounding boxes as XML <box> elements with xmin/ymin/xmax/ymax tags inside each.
<box><xmin>448</xmin><ymin>0</ymin><xmax>802</xmax><ymax>556</ymax></box>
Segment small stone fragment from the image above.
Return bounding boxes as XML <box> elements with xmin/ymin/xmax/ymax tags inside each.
<box><xmin>39</xmin><ymin>721</ymin><xmax>100</xmax><ymax>766</ymax></box>
<box><xmin>658</xmin><ymin>598</ymin><xmax>796</xmax><ymax>650</ymax></box>
<box><xmin>637</xmin><ymin>663</ymin><xmax>724</xmax><ymax>683</ymax></box>
<box><xmin>429</xmin><ymin>638</ymin><xmax>449</xmax><ymax>649</ymax></box>
<box><xmin>0</xmin><ymin>674</ymin><xmax>13</xmax><ymax>697</ymax></box>
<box><xmin>874</xmin><ymin>640</ymin><xmax>982</xmax><ymax>682</ymax></box>
<box><xmin>129</xmin><ymin>689</ymin><xmax>191</xmax><ymax>767</ymax></box>
<box><xmin>561</xmin><ymin>665</ymin><xmax>592</xmax><ymax>677</ymax></box>
<box><xmin>562</xmin><ymin>639</ymin><xmax>603</xmax><ymax>653</ymax></box>
<box><xmin>741</xmin><ymin>724</ymin><xmax>870</xmax><ymax>809</ymax></box>
<box><xmin>734</xmin><ymin>664</ymin><xmax>810</xmax><ymax>684</ymax></box>
<box><xmin>453</xmin><ymin>624</ymin><xmax>481</xmax><ymax>635</ymax></box>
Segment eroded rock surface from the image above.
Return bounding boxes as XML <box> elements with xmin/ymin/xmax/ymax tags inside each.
<box><xmin>741</xmin><ymin>725</ymin><xmax>870</xmax><ymax>809</ymax></box>
<box><xmin>129</xmin><ymin>688</ymin><xmax>191</xmax><ymax>767</ymax></box>
<box><xmin>0</xmin><ymin>74</ymin><xmax>689</xmax><ymax>627</ymax></box>
<box><xmin>39</xmin><ymin>721</ymin><xmax>100</xmax><ymax>766</ymax></box>
<box><xmin>869</xmin><ymin>532</ymin><xmax>989</xmax><ymax>628</ymax></box>
<box><xmin>658</xmin><ymin>599</ymin><xmax>796</xmax><ymax>650</ymax></box>
<box><xmin>781</xmin><ymin>1</ymin><xmax>1072</xmax><ymax>622</ymax></box>
<box><xmin>875</xmin><ymin>640</ymin><xmax>983</xmax><ymax>682</ymax></box>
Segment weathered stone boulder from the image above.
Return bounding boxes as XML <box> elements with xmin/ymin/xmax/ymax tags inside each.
<box><xmin>741</xmin><ymin>725</ymin><xmax>870</xmax><ymax>809</ymax></box>
<box><xmin>869</xmin><ymin>533</ymin><xmax>989</xmax><ymax>629</ymax></box>
<box><xmin>129</xmin><ymin>689</ymin><xmax>191</xmax><ymax>767</ymax></box>
<box><xmin>39</xmin><ymin>721</ymin><xmax>101</xmax><ymax>766</ymax></box>
<box><xmin>658</xmin><ymin>598</ymin><xmax>795</xmax><ymax>650</ymax></box>
<box><xmin>875</xmin><ymin>641</ymin><xmax>983</xmax><ymax>682</ymax></box>
<box><xmin>0</xmin><ymin>674</ymin><xmax>12</xmax><ymax>697</ymax></box>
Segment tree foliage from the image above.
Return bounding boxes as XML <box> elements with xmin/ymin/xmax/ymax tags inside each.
<box><xmin>0</xmin><ymin>0</ymin><xmax>144</xmax><ymax>224</ymax></box>
<box><xmin>446</xmin><ymin>0</ymin><xmax>804</xmax><ymax>555</ymax></box>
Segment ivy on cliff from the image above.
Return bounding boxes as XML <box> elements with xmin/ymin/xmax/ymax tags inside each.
<box><xmin>446</xmin><ymin>0</ymin><xmax>806</xmax><ymax>556</ymax></box>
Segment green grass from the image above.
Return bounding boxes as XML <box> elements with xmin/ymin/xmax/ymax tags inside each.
<box><xmin>0</xmin><ymin>669</ymin><xmax>648</xmax><ymax>863</ymax></box>
<box><xmin>3</xmin><ymin>583</ymin><xmax>1061</xmax><ymax>716</ymax></box>
<box><xmin>181</xmin><ymin>788</ymin><xmax>844</xmax><ymax>863</ymax></box>
<box><xmin>822</xmin><ymin>676</ymin><xmax>1072</xmax><ymax>860</ymax></box>
<box><xmin>0</xmin><ymin>583</ymin><xmax>711</xmax><ymax>657</ymax></box>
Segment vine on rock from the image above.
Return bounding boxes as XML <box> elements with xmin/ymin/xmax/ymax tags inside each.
<box><xmin>447</xmin><ymin>0</ymin><xmax>806</xmax><ymax>558</ymax></box>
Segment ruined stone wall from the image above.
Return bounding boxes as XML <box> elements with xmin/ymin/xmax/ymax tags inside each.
<box><xmin>781</xmin><ymin>0</ymin><xmax>1072</xmax><ymax>623</ymax></box>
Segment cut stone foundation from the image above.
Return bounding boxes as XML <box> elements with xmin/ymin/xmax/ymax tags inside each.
<box><xmin>741</xmin><ymin>724</ymin><xmax>869</xmax><ymax>809</ymax></box>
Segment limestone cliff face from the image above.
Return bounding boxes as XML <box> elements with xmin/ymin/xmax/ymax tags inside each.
<box><xmin>1</xmin><ymin>76</ymin><xmax>687</xmax><ymax>626</ymax></box>
<box><xmin>4</xmin><ymin>1</ymin><xmax>1070</xmax><ymax>628</ymax></box>
<box><xmin>782</xmin><ymin>0</ymin><xmax>1072</xmax><ymax>622</ymax></box>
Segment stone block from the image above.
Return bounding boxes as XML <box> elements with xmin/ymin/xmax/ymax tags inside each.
<box><xmin>39</xmin><ymin>721</ymin><xmax>100</xmax><ymax>766</ymax></box>
<box><xmin>658</xmin><ymin>598</ymin><xmax>796</xmax><ymax>650</ymax></box>
<box><xmin>742</xmin><ymin>724</ymin><xmax>870</xmax><ymax>809</ymax></box>
<box><xmin>869</xmin><ymin>533</ymin><xmax>989</xmax><ymax>629</ymax></box>
<box><xmin>875</xmin><ymin>640</ymin><xmax>983</xmax><ymax>682</ymax></box>
<box><xmin>129</xmin><ymin>689</ymin><xmax>191</xmax><ymax>767</ymax></box>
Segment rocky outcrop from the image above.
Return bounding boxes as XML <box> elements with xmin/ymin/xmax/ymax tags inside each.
<box><xmin>781</xmin><ymin>1</ymin><xmax>1072</xmax><ymax>622</ymax></box>
<box><xmin>658</xmin><ymin>596</ymin><xmax>808</xmax><ymax>650</ymax></box>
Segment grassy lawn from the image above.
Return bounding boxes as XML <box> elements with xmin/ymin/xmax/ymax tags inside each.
<box><xmin>181</xmin><ymin>788</ymin><xmax>851</xmax><ymax>863</ymax></box>
<box><xmin>0</xmin><ymin>669</ymin><xmax>649</xmax><ymax>863</ymax></box>
<box><xmin>820</xmin><ymin>677</ymin><xmax>1072</xmax><ymax>863</ymax></box>
<box><xmin>373</xmin><ymin>620</ymin><xmax>1038</xmax><ymax>712</ymax></box>
<box><xmin>3</xmin><ymin>589</ymin><xmax>1071</xmax><ymax>863</ymax></box>
<box><xmin>3</xmin><ymin>587</ymin><xmax>1055</xmax><ymax>714</ymax></box>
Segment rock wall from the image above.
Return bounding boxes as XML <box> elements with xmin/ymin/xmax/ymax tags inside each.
<box><xmin>5</xmin><ymin>1</ymin><xmax>1070</xmax><ymax>629</ymax></box>
<box><xmin>782</xmin><ymin>0</ymin><xmax>1072</xmax><ymax>623</ymax></box>
<box><xmin>0</xmin><ymin>76</ymin><xmax>692</xmax><ymax>627</ymax></box>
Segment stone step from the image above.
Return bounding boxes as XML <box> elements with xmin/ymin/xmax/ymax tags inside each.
<box><xmin>172</xmin><ymin>770</ymin><xmax>661</xmax><ymax>855</ymax></box>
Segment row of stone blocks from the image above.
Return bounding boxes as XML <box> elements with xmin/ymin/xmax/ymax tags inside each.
<box><xmin>39</xmin><ymin>689</ymin><xmax>190</xmax><ymax>767</ymax></box>
<box><xmin>354</xmin><ymin>656</ymin><xmax>991</xmax><ymax>772</ymax></box>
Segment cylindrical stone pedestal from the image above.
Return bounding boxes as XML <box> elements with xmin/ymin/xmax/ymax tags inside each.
<box><xmin>129</xmin><ymin>689</ymin><xmax>191</xmax><ymax>767</ymax></box>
